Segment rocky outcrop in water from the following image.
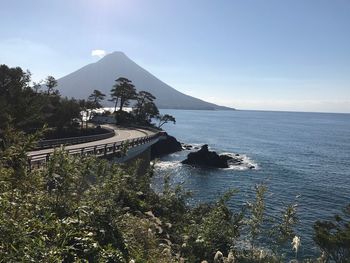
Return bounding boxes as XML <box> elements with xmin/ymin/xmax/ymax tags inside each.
<box><xmin>181</xmin><ymin>143</ymin><xmax>200</xmax><ymax>150</ymax></box>
<box><xmin>151</xmin><ymin>135</ymin><xmax>182</xmax><ymax>159</ymax></box>
<box><xmin>181</xmin><ymin>144</ymin><xmax>231</xmax><ymax>168</ymax></box>
<box><xmin>182</xmin><ymin>144</ymin><xmax>255</xmax><ymax>169</ymax></box>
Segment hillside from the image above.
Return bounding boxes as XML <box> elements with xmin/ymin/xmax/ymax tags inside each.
<box><xmin>56</xmin><ymin>52</ymin><xmax>233</xmax><ymax>110</ymax></box>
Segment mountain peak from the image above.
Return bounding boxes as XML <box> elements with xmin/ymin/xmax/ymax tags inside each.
<box><xmin>106</xmin><ymin>51</ymin><xmax>127</xmax><ymax>58</ymax></box>
<box><xmin>109</xmin><ymin>51</ymin><xmax>127</xmax><ymax>56</ymax></box>
<box><xmin>97</xmin><ymin>51</ymin><xmax>129</xmax><ymax>64</ymax></box>
<box><xmin>57</xmin><ymin>52</ymin><xmax>233</xmax><ymax>110</ymax></box>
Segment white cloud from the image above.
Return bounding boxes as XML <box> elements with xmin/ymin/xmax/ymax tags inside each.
<box><xmin>91</xmin><ymin>49</ymin><xmax>106</xmax><ymax>58</ymax></box>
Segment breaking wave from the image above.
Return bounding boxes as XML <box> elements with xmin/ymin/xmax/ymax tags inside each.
<box><xmin>220</xmin><ymin>152</ymin><xmax>259</xmax><ymax>171</ymax></box>
<box><xmin>153</xmin><ymin>160</ymin><xmax>182</xmax><ymax>171</ymax></box>
<box><xmin>153</xmin><ymin>152</ymin><xmax>258</xmax><ymax>172</ymax></box>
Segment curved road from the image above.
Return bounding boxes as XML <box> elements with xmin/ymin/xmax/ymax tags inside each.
<box><xmin>27</xmin><ymin>125</ymin><xmax>157</xmax><ymax>158</ymax></box>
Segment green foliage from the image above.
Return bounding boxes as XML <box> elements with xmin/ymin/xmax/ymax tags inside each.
<box><xmin>0</xmin><ymin>64</ymin><xmax>81</xmax><ymax>134</ymax></box>
<box><xmin>182</xmin><ymin>189</ymin><xmax>243</xmax><ymax>262</ymax></box>
<box><xmin>107</xmin><ymin>76</ymin><xmax>175</xmax><ymax>128</ymax></box>
<box><xmin>51</xmin><ymin>97</ymin><xmax>81</xmax><ymax>130</ymax></box>
<box><xmin>0</xmin><ymin>65</ymin><xmax>42</xmax><ymax>132</ymax></box>
<box><xmin>314</xmin><ymin>205</ymin><xmax>350</xmax><ymax>262</ymax></box>
<box><xmin>110</xmin><ymin>77</ymin><xmax>137</xmax><ymax>112</ymax></box>
<box><xmin>88</xmin><ymin>89</ymin><xmax>106</xmax><ymax>108</ymax></box>
<box><xmin>247</xmin><ymin>184</ymin><xmax>267</xmax><ymax>250</ymax></box>
<box><xmin>156</xmin><ymin>114</ymin><xmax>176</xmax><ymax>128</ymax></box>
<box><xmin>115</xmin><ymin>110</ymin><xmax>135</xmax><ymax>125</ymax></box>
<box><xmin>133</xmin><ymin>91</ymin><xmax>159</xmax><ymax>125</ymax></box>
<box><xmin>45</xmin><ymin>75</ymin><xmax>58</xmax><ymax>95</ymax></box>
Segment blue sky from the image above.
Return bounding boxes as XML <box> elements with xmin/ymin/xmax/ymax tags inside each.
<box><xmin>1</xmin><ymin>0</ymin><xmax>350</xmax><ymax>113</ymax></box>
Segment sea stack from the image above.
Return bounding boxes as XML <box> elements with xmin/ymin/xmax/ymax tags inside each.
<box><xmin>182</xmin><ymin>144</ymin><xmax>233</xmax><ymax>168</ymax></box>
<box><xmin>151</xmin><ymin>135</ymin><xmax>182</xmax><ymax>159</ymax></box>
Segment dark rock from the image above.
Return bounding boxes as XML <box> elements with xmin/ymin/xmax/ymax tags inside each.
<box><xmin>181</xmin><ymin>145</ymin><xmax>252</xmax><ymax>169</ymax></box>
<box><xmin>184</xmin><ymin>145</ymin><xmax>193</xmax><ymax>150</ymax></box>
<box><xmin>151</xmin><ymin>135</ymin><xmax>182</xmax><ymax>159</ymax></box>
<box><xmin>220</xmin><ymin>154</ymin><xmax>234</xmax><ymax>162</ymax></box>
<box><xmin>181</xmin><ymin>144</ymin><xmax>231</xmax><ymax>168</ymax></box>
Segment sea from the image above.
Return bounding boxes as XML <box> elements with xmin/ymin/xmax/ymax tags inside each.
<box><xmin>151</xmin><ymin>109</ymin><xmax>350</xmax><ymax>259</ymax></box>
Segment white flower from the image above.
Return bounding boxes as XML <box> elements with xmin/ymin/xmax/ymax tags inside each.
<box><xmin>214</xmin><ymin>251</ymin><xmax>223</xmax><ymax>263</ymax></box>
<box><xmin>292</xmin><ymin>236</ymin><xmax>301</xmax><ymax>253</ymax></box>
<box><xmin>259</xmin><ymin>249</ymin><xmax>265</xmax><ymax>259</ymax></box>
<box><xmin>195</xmin><ymin>235</ymin><xmax>204</xmax><ymax>243</ymax></box>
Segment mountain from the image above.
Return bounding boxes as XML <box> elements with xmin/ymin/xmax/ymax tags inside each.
<box><xmin>56</xmin><ymin>51</ymin><xmax>233</xmax><ymax>110</ymax></box>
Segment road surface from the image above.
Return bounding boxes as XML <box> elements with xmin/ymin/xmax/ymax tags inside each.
<box><xmin>27</xmin><ymin>125</ymin><xmax>156</xmax><ymax>158</ymax></box>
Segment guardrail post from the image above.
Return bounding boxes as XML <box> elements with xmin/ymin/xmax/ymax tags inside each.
<box><xmin>94</xmin><ymin>146</ymin><xmax>97</xmax><ymax>155</ymax></box>
<box><xmin>113</xmin><ymin>143</ymin><xmax>116</xmax><ymax>153</ymax></box>
<box><xmin>81</xmin><ymin>148</ymin><xmax>84</xmax><ymax>155</ymax></box>
<box><xmin>104</xmin><ymin>144</ymin><xmax>107</xmax><ymax>156</ymax></box>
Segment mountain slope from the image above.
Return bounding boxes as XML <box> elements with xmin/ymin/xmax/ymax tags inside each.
<box><xmin>57</xmin><ymin>52</ymin><xmax>233</xmax><ymax>110</ymax></box>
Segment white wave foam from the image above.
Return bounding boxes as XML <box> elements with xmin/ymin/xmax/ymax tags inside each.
<box><xmin>221</xmin><ymin>152</ymin><xmax>259</xmax><ymax>171</ymax></box>
<box><xmin>154</xmin><ymin>151</ymin><xmax>258</xmax><ymax>172</ymax></box>
<box><xmin>154</xmin><ymin>161</ymin><xmax>182</xmax><ymax>171</ymax></box>
<box><xmin>181</xmin><ymin>142</ymin><xmax>203</xmax><ymax>151</ymax></box>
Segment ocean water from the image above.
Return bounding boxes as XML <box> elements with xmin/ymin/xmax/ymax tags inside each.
<box><xmin>152</xmin><ymin>109</ymin><xmax>350</xmax><ymax>259</ymax></box>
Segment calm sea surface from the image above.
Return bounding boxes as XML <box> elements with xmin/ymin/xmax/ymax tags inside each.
<box><xmin>152</xmin><ymin>110</ymin><xmax>350</xmax><ymax>259</ymax></box>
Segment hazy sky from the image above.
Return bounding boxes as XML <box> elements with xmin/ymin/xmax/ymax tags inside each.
<box><xmin>1</xmin><ymin>0</ymin><xmax>350</xmax><ymax>113</ymax></box>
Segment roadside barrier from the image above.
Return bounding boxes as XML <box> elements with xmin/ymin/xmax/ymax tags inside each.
<box><xmin>36</xmin><ymin>128</ymin><xmax>115</xmax><ymax>149</ymax></box>
<box><xmin>28</xmin><ymin>132</ymin><xmax>166</xmax><ymax>169</ymax></box>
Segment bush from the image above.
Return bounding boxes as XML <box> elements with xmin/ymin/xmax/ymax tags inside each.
<box><xmin>314</xmin><ymin>205</ymin><xmax>350</xmax><ymax>262</ymax></box>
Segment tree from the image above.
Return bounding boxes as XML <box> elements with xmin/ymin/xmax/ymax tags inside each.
<box><xmin>110</xmin><ymin>77</ymin><xmax>137</xmax><ymax>112</ymax></box>
<box><xmin>142</xmin><ymin>101</ymin><xmax>159</xmax><ymax>123</ymax></box>
<box><xmin>156</xmin><ymin>114</ymin><xmax>176</xmax><ymax>128</ymax></box>
<box><xmin>133</xmin><ymin>91</ymin><xmax>157</xmax><ymax>123</ymax></box>
<box><xmin>50</xmin><ymin>98</ymin><xmax>81</xmax><ymax>130</ymax></box>
<box><xmin>109</xmin><ymin>87</ymin><xmax>119</xmax><ymax>112</ymax></box>
<box><xmin>88</xmin><ymin>89</ymin><xmax>106</xmax><ymax>108</ymax></box>
<box><xmin>0</xmin><ymin>65</ymin><xmax>82</xmax><ymax>134</ymax></box>
<box><xmin>32</xmin><ymin>81</ymin><xmax>42</xmax><ymax>93</ymax></box>
<box><xmin>45</xmin><ymin>76</ymin><xmax>57</xmax><ymax>95</ymax></box>
<box><xmin>0</xmin><ymin>65</ymin><xmax>45</xmax><ymax>133</ymax></box>
<box><xmin>136</xmin><ymin>91</ymin><xmax>156</xmax><ymax>109</ymax></box>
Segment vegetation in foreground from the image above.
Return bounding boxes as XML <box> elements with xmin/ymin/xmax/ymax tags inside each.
<box><xmin>0</xmin><ymin>128</ymin><xmax>349</xmax><ymax>263</ymax></box>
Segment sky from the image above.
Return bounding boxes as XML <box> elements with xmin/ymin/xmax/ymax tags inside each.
<box><xmin>1</xmin><ymin>0</ymin><xmax>350</xmax><ymax>113</ymax></box>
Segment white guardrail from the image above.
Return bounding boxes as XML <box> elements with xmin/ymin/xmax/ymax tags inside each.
<box><xmin>28</xmin><ymin>132</ymin><xmax>167</xmax><ymax>170</ymax></box>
